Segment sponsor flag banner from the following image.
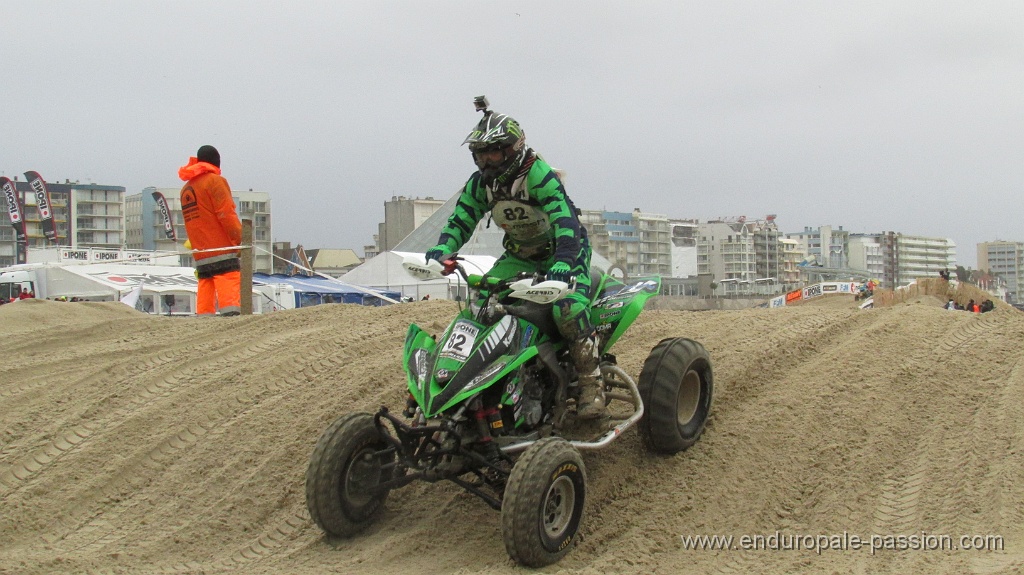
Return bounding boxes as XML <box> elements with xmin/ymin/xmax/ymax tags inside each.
<box><xmin>1</xmin><ymin>177</ymin><xmax>28</xmax><ymax>263</ymax></box>
<box><xmin>24</xmin><ymin>171</ymin><xmax>58</xmax><ymax>242</ymax></box>
<box><xmin>1</xmin><ymin>176</ymin><xmax>27</xmax><ymax>243</ymax></box>
<box><xmin>151</xmin><ymin>191</ymin><xmax>177</xmax><ymax>240</ymax></box>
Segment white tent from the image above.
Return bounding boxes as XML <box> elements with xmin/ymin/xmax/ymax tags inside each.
<box><xmin>341</xmin><ymin>251</ymin><xmax>496</xmax><ymax>301</ymax></box>
<box><xmin>60</xmin><ymin>264</ymin><xmax>199</xmax><ymax>294</ymax></box>
<box><xmin>2</xmin><ymin>262</ymin><xmax>276</xmax><ymax>315</ymax></box>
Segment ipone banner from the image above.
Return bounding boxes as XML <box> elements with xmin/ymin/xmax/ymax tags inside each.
<box><xmin>151</xmin><ymin>190</ymin><xmax>177</xmax><ymax>240</ymax></box>
<box><xmin>1</xmin><ymin>176</ymin><xmax>27</xmax><ymax>244</ymax></box>
<box><xmin>24</xmin><ymin>171</ymin><xmax>58</xmax><ymax>242</ymax></box>
<box><xmin>1</xmin><ymin>176</ymin><xmax>28</xmax><ymax>264</ymax></box>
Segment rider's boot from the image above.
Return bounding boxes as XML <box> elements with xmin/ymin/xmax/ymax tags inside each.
<box><xmin>570</xmin><ymin>333</ymin><xmax>606</xmax><ymax>420</ymax></box>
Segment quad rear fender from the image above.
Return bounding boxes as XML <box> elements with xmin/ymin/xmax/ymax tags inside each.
<box><xmin>591</xmin><ymin>276</ymin><xmax>662</xmax><ymax>352</ymax></box>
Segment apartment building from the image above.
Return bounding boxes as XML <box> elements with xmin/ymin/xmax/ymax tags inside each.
<box><xmin>880</xmin><ymin>231</ymin><xmax>956</xmax><ymax>287</ymax></box>
<box><xmin>784</xmin><ymin>225</ymin><xmax>850</xmax><ymax>269</ymax></box>
<box><xmin>668</xmin><ymin>220</ymin><xmax>698</xmax><ymax>279</ymax></box>
<box><xmin>697</xmin><ymin>219</ymin><xmax>755</xmax><ymax>294</ymax></box>
<box><xmin>779</xmin><ymin>238</ymin><xmax>803</xmax><ymax>286</ymax></box>
<box><xmin>750</xmin><ymin>216</ymin><xmax>784</xmax><ymax>285</ymax></box>
<box><xmin>0</xmin><ymin>180</ymin><xmax>124</xmax><ymax>267</ymax></box>
<box><xmin>373</xmin><ymin>195</ymin><xmax>447</xmax><ymax>255</ymax></box>
<box><xmin>580</xmin><ymin>209</ymin><xmax>671</xmax><ymax>277</ymax></box>
<box><xmin>694</xmin><ymin>217</ymin><xmax>800</xmax><ymax>295</ymax></box>
<box><xmin>848</xmin><ymin>234</ymin><xmax>885</xmax><ymax>278</ymax></box>
<box><xmin>978</xmin><ymin>241</ymin><xmax>1024</xmax><ymax>303</ymax></box>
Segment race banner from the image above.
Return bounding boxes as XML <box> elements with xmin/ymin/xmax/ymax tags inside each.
<box><xmin>24</xmin><ymin>171</ymin><xmax>58</xmax><ymax>242</ymax></box>
<box><xmin>785</xmin><ymin>289</ymin><xmax>803</xmax><ymax>303</ymax></box>
<box><xmin>1</xmin><ymin>176</ymin><xmax>27</xmax><ymax>243</ymax></box>
<box><xmin>1</xmin><ymin>176</ymin><xmax>28</xmax><ymax>263</ymax></box>
<box><xmin>151</xmin><ymin>190</ymin><xmax>177</xmax><ymax>240</ymax></box>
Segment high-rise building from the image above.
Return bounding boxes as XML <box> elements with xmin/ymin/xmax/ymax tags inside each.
<box><xmin>779</xmin><ymin>238</ymin><xmax>803</xmax><ymax>286</ymax></box>
<box><xmin>0</xmin><ymin>179</ymin><xmax>125</xmax><ymax>267</ymax></box>
<box><xmin>375</xmin><ymin>195</ymin><xmax>447</xmax><ymax>253</ymax></box>
<box><xmin>697</xmin><ymin>219</ymin><xmax>756</xmax><ymax>294</ymax></box>
<box><xmin>235</xmin><ymin>191</ymin><xmax>273</xmax><ymax>273</ymax></box>
<box><xmin>750</xmin><ymin>216</ymin><xmax>783</xmax><ymax>286</ymax></box>
<box><xmin>880</xmin><ymin>232</ymin><xmax>956</xmax><ymax>288</ymax></box>
<box><xmin>784</xmin><ymin>225</ymin><xmax>850</xmax><ymax>269</ymax></box>
<box><xmin>848</xmin><ymin>234</ymin><xmax>885</xmax><ymax>278</ymax></box>
<box><xmin>695</xmin><ymin>217</ymin><xmax>797</xmax><ymax>295</ymax></box>
<box><xmin>978</xmin><ymin>241</ymin><xmax>1024</xmax><ymax>303</ymax></box>
<box><xmin>668</xmin><ymin>220</ymin><xmax>698</xmax><ymax>279</ymax></box>
<box><xmin>580</xmin><ymin>209</ymin><xmax>671</xmax><ymax>277</ymax></box>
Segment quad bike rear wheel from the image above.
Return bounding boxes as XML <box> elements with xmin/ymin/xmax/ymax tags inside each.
<box><xmin>305</xmin><ymin>412</ymin><xmax>394</xmax><ymax>537</ymax></box>
<box><xmin>638</xmin><ymin>337</ymin><xmax>714</xmax><ymax>454</ymax></box>
<box><xmin>501</xmin><ymin>437</ymin><xmax>587</xmax><ymax>567</ymax></box>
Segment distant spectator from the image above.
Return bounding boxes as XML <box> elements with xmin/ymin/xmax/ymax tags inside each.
<box><xmin>939</xmin><ymin>268</ymin><xmax>950</xmax><ymax>281</ymax></box>
<box><xmin>946</xmin><ymin>299</ymin><xmax>956</xmax><ymax>310</ymax></box>
<box><xmin>966</xmin><ymin>299</ymin><xmax>975</xmax><ymax>312</ymax></box>
<box><xmin>18</xmin><ymin>288</ymin><xmax>33</xmax><ymax>300</ymax></box>
<box><xmin>981</xmin><ymin>300</ymin><xmax>994</xmax><ymax>313</ymax></box>
<box><xmin>179</xmin><ymin>144</ymin><xmax>242</xmax><ymax>317</ymax></box>
<box><xmin>421</xmin><ymin>294</ymin><xmax>430</xmax><ymax>301</ymax></box>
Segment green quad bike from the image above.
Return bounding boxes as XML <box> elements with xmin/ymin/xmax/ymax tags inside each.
<box><xmin>306</xmin><ymin>255</ymin><xmax>714</xmax><ymax>567</ymax></box>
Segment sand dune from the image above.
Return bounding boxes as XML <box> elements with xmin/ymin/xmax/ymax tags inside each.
<box><xmin>1</xmin><ymin>294</ymin><xmax>1021</xmax><ymax>574</ymax></box>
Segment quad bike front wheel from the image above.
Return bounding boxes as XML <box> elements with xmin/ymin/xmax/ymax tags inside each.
<box><xmin>305</xmin><ymin>412</ymin><xmax>394</xmax><ymax>537</ymax></box>
<box><xmin>501</xmin><ymin>437</ymin><xmax>587</xmax><ymax>567</ymax></box>
<box><xmin>638</xmin><ymin>337</ymin><xmax>714</xmax><ymax>455</ymax></box>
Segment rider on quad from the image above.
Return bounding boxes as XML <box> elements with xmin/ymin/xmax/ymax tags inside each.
<box><xmin>425</xmin><ymin>96</ymin><xmax>607</xmax><ymax>419</ymax></box>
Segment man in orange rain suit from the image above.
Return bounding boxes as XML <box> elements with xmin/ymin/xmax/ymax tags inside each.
<box><xmin>179</xmin><ymin>145</ymin><xmax>242</xmax><ymax>316</ymax></box>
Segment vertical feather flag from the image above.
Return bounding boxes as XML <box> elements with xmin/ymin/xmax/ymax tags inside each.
<box><xmin>151</xmin><ymin>190</ymin><xmax>177</xmax><ymax>240</ymax></box>
<box><xmin>24</xmin><ymin>171</ymin><xmax>58</xmax><ymax>242</ymax></box>
<box><xmin>1</xmin><ymin>176</ymin><xmax>28</xmax><ymax>263</ymax></box>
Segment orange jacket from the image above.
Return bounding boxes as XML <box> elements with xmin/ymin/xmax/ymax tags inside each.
<box><xmin>179</xmin><ymin>159</ymin><xmax>242</xmax><ymax>263</ymax></box>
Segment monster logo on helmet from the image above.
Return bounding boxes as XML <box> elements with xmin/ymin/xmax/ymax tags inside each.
<box><xmin>463</xmin><ymin>96</ymin><xmax>528</xmax><ymax>186</ymax></box>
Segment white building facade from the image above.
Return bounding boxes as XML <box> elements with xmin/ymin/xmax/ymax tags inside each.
<box><xmin>978</xmin><ymin>241</ymin><xmax>1024</xmax><ymax>303</ymax></box>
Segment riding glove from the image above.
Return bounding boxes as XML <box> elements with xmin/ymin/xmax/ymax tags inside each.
<box><xmin>546</xmin><ymin>261</ymin><xmax>573</xmax><ymax>283</ymax></box>
<box><xmin>425</xmin><ymin>246</ymin><xmax>446</xmax><ymax>264</ymax></box>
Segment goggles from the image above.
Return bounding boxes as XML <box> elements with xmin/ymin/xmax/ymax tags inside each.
<box><xmin>472</xmin><ymin>146</ymin><xmax>506</xmax><ymax>168</ymax></box>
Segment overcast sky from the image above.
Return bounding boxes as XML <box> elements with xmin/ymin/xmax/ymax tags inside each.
<box><xmin>2</xmin><ymin>2</ymin><xmax>1021</xmax><ymax>267</ymax></box>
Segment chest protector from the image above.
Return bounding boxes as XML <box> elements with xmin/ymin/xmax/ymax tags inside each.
<box><xmin>486</xmin><ymin>175</ymin><xmax>551</xmax><ymax>249</ymax></box>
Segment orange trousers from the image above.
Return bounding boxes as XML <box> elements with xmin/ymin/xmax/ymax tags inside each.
<box><xmin>197</xmin><ymin>270</ymin><xmax>241</xmax><ymax>315</ymax></box>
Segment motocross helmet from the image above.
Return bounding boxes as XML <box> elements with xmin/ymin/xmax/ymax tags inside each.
<box><xmin>463</xmin><ymin>96</ymin><xmax>527</xmax><ymax>185</ymax></box>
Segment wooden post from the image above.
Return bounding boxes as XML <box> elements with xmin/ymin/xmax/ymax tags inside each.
<box><xmin>241</xmin><ymin>218</ymin><xmax>253</xmax><ymax>315</ymax></box>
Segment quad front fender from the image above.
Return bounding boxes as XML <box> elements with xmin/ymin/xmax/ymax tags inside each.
<box><xmin>404</xmin><ymin>323</ymin><xmax>437</xmax><ymax>402</ymax></box>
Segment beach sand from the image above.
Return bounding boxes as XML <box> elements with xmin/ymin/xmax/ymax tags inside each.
<box><xmin>1</xmin><ymin>295</ymin><xmax>1021</xmax><ymax>574</ymax></box>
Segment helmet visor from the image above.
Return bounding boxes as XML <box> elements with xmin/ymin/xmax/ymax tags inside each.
<box><xmin>472</xmin><ymin>147</ymin><xmax>506</xmax><ymax>169</ymax></box>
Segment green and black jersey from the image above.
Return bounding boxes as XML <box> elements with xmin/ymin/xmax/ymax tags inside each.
<box><xmin>436</xmin><ymin>151</ymin><xmax>587</xmax><ymax>264</ymax></box>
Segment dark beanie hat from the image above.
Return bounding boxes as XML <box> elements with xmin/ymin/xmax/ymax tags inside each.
<box><xmin>197</xmin><ymin>145</ymin><xmax>220</xmax><ymax>167</ymax></box>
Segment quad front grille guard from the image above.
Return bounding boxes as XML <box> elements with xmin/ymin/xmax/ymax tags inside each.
<box><xmin>367</xmin><ymin>364</ymin><xmax>643</xmax><ymax>506</ymax></box>
<box><xmin>372</xmin><ymin>407</ymin><xmax>509</xmax><ymax>510</ymax></box>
